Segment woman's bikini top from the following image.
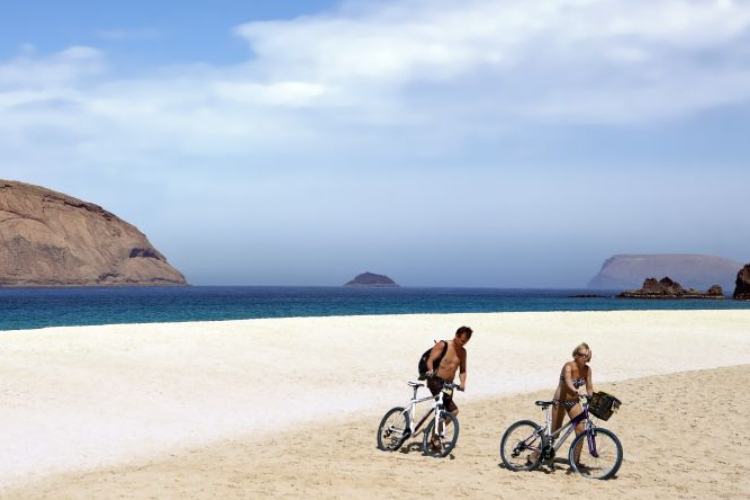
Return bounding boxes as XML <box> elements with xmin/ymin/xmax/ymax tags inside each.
<box><xmin>560</xmin><ymin>371</ymin><xmax>587</xmax><ymax>388</ymax></box>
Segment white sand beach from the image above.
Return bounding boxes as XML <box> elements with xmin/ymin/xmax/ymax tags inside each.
<box><xmin>1</xmin><ymin>310</ymin><xmax>749</xmax><ymax>499</ymax></box>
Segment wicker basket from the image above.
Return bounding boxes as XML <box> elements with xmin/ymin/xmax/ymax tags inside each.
<box><xmin>588</xmin><ymin>391</ymin><xmax>622</xmax><ymax>421</ymax></box>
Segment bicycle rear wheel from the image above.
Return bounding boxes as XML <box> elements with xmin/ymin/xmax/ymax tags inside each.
<box><xmin>499</xmin><ymin>420</ymin><xmax>545</xmax><ymax>471</ymax></box>
<box><xmin>568</xmin><ymin>427</ymin><xmax>623</xmax><ymax>480</ymax></box>
<box><xmin>377</xmin><ymin>406</ymin><xmax>410</xmax><ymax>452</ymax></box>
<box><xmin>422</xmin><ymin>411</ymin><xmax>459</xmax><ymax>457</ymax></box>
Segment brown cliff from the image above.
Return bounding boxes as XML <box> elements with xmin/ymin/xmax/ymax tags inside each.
<box><xmin>0</xmin><ymin>180</ymin><xmax>187</xmax><ymax>286</ymax></box>
<box><xmin>733</xmin><ymin>264</ymin><xmax>750</xmax><ymax>300</ymax></box>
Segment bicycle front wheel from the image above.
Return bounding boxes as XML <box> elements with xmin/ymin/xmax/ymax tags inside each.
<box><xmin>377</xmin><ymin>406</ymin><xmax>410</xmax><ymax>452</ymax></box>
<box><xmin>422</xmin><ymin>411</ymin><xmax>459</xmax><ymax>457</ymax></box>
<box><xmin>499</xmin><ymin>420</ymin><xmax>544</xmax><ymax>471</ymax></box>
<box><xmin>568</xmin><ymin>427</ymin><xmax>623</xmax><ymax>480</ymax></box>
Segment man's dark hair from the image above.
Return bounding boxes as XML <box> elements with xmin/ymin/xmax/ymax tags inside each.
<box><xmin>455</xmin><ymin>326</ymin><xmax>473</xmax><ymax>339</ymax></box>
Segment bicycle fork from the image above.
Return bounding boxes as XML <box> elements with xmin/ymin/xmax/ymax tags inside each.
<box><xmin>585</xmin><ymin>425</ymin><xmax>599</xmax><ymax>458</ymax></box>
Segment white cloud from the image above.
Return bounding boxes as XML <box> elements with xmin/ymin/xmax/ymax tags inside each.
<box><xmin>1</xmin><ymin>0</ymin><xmax>749</xmax><ymax>222</ymax></box>
<box><xmin>0</xmin><ymin>46</ymin><xmax>103</xmax><ymax>89</ymax></box>
<box><xmin>1</xmin><ymin>0</ymin><xmax>749</xmax><ymax>168</ymax></box>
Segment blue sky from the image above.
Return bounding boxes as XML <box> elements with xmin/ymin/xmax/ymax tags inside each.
<box><xmin>2</xmin><ymin>0</ymin><xmax>749</xmax><ymax>287</ymax></box>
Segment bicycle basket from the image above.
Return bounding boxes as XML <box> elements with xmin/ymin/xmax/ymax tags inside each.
<box><xmin>588</xmin><ymin>391</ymin><xmax>622</xmax><ymax>421</ymax></box>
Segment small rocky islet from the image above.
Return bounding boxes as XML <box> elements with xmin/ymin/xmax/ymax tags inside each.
<box><xmin>344</xmin><ymin>272</ymin><xmax>398</xmax><ymax>287</ymax></box>
<box><xmin>617</xmin><ymin>277</ymin><xmax>723</xmax><ymax>299</ymax></box>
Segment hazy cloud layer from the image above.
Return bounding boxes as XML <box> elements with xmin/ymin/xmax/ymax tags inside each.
<box><xmin>2</xmin><ymin>0</ymin><xmax>749</xmax><ymax>285</ymax></box>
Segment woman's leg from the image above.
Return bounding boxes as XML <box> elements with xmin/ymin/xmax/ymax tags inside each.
<box><xmin>551</xmin><ymin>402</ymin><xmax>566</xmax><ymax>435</ymax></box>
<box><xmin>566</xmin><ymin>403</ymin><xmax>586</xmax><ymax>463</ymax></box>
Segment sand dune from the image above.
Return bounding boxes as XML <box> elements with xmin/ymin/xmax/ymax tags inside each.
<box><xmin>1</xmin><ymin>310</ymin><xmax>749</xmax><ymax>498</ymax></box>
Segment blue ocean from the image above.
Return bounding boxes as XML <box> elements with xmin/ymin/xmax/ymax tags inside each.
<box><xmin>1</xmin><ymin>286</ymin><xmax>748</xmax><ymax>331</ymax></box>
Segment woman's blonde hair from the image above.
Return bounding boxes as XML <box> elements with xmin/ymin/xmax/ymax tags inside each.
<box><xmin>572</xmin><ymin>342</ymin><xmax>592</xmax><ymax>362</ymax></box>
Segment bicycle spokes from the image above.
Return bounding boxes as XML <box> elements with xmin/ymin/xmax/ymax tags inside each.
<box><xmin>499</xmin><ymin>420</ymin><xmax>544</xmax><ymax>471</ymax></box>
<box><xmin>512</xmin><ymin>436</ymin><xmax>539</xmax><ymax>457</ymax></box>
<box><xmin>570</xmin><ymin>428</ymin><xmax>623</xmax><ymax>480</ymax></box>
<box><xmin>423</xmin><ymin>412</ymin><xmax>459</xmax><ymax>458</ymax></box>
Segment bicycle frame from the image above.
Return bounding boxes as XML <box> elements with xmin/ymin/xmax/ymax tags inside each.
<box><xmin>540</xmin><ymin>401</ymin><xmax>599</xmax><ymax>458</ymax></box>
<box><xmin>403</xmin><ymin>382</ymin><xmax>452</xmax><ymax>437</ymax></box>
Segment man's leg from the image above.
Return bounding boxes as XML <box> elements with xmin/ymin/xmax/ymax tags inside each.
<box><xmin>430</xmin><ymin>399</ymin><xmax>457</xmax><ymax>450</ymax></box>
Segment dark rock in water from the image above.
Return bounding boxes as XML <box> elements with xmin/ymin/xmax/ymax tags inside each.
<box><xmin>589</xmin><ymin>254</ymin><xmax>742</xmax><ymax>291</ymax></box>
<box><xmin>0</xmin><ymin>179</ymin><xmax>187</xmax><ymax>287</ymax></box>
<box><xmin>617</xmin><ymin>277</ymin><xmax>723</xmax><ymax>299</ymax></box>
<box><xmin>733</xmin><ymin>264</ymin><xmax>750</xmax><ymax>300</ymax></box>
<box><xmin>344</xmin><ymin>272</ymin><xmax>398</xmax><ymax>287</ymax></box>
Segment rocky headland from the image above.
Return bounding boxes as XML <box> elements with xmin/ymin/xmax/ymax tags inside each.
<box><xmin>617</xmin><ymin>277</ymin><xmax>723</xmax><ymax>299</ymax></box>
<box><xmin>0</xmin><ymin>180</ymin><xmax>186</xmax><ymax>287</ymax></box>
<box><xmin>733</xmin><ymin>264</ymin><xmax>750</xmax><ymax>300</ymax></box>
<box><xmin>344</xmin><ymin>272</ymin><xmax>398</xmax><ymax>287</ymax></box>
<box><xmin>589</xmin><ymin>254</ymin><xmax>742</xmax><ymax>291</ymax></box>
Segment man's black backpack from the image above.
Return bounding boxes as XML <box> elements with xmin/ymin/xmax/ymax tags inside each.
<box><xmin>418</xmin><ymin>340</ymin><xmax>448</xmax><ymax>380</ymax></box>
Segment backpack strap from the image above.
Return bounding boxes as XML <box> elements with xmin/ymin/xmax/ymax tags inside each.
<box><xmin>435</xmin><ymin>340</ymin><xmax>448</xmax><ymax>365</ymax></box>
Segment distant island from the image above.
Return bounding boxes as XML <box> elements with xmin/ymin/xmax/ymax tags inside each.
<box><xmin>0</xmin><ymin>179</ymin><xmax>186</xmax><ymax>287</ymax></box>
<box><xmin>617</xmin><ymin>277</ymin><xmax>723</xmax><ymax>299</ymax></box>
<box><xmin>589</xmin><ymin>254</ymin><xmax>742</xmax><ymax>291</ymax></box>
<box><xmin>344</xmin><ymin>272</ymin><xmax>399</xmax><ymax>287</ymax></box>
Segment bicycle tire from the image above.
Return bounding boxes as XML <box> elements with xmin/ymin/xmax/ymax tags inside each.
<box><xmin>376</xmin><ymin>406</ymin><xmax>411</xmax><ymax>452</ymax></box>
<box><xmin>422</xmin><ymin>411</ymin><xmax>459</xmax><ymax>457</ymax></box>
<box><xmin>568</xmin><ymin>427</ymin><xmax>623</xmax><ymax>480</ymax></box>
<box><xmin>499</xmin><ymin>419</ymin><xmax>545</xmax><ymax>471</ymax></box>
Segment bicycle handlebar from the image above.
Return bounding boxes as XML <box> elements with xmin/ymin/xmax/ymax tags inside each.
<box><xmin>439</xmin><ymin>380</ymin><xmax>464</xmax><ymax>391</ymax></box>
<box><xmin>421</xmin><ymin>375</ymin><xmax>464</xmax><ymax>391</ymax></box>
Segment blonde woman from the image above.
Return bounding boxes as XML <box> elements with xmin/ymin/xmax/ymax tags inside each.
<box><xmin>551</xmin><ymin>342</ymin><xmax>593</xmax><ymax>460</ymax></box>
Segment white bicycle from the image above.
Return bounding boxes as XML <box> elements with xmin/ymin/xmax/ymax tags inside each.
<box><xmin>376</xmin><ymin>378</ymin><xmax>461</xmax><ymax>458</ymax></box>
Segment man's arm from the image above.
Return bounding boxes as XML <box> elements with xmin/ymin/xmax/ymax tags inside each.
<box><xmin>426</xmin><ymin>341</ymin><xmax>445</xmax><ymax>374</ymax></box>
<box><xmin>459</xmin><ymin>351</ymin><xmax>467</xmax><ymax>390</ymax></box>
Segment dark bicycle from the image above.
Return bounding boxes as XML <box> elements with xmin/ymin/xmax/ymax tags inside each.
<box><xmin>499</xmin><ymin>392</ymin><xmax>623</xmax><ymax>480</ymax></box>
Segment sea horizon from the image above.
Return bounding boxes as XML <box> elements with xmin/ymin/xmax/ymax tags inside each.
<box><xmin>3</xmin><ymin>285</ymin><xmax>749</xmax><ymax>332</ymax></box>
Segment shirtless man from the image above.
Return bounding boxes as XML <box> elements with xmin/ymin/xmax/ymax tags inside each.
<box><xmin>425</xmin><ymin>326</ymin><xmax>472</xmax><ymax>416</ymax></box>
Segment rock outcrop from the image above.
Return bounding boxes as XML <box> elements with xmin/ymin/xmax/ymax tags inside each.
<box><xmin>617</xmin><ymin>277</ymin><xmax>724</xmax><ymax>299</ymax></box>
<box><xmin>589</xmin><ymin>254</ymin><xmax>742</xmax><ymax>291</ymax></box>
<box><xmin>0</xmin><ymin>180</ymin><xmax>187</xmax><ymax>286</ymax></box>
<box><xmin>344</xmin><ymin>272</ymin><xmax>398</xmax><ymax>287</ymax></box>
<box><xmin>733</xmin><ymin>264</ymin><xmax>750</xmax><ymax>300</ymax></box>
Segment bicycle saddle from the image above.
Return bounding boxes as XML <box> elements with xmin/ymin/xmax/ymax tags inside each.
<box><xmin>535</xmin><ymin>400</ymin><xmax>555</xmax><ymax>407</ymax></box>
<box><xmin>408</xmin><ymin>382</ymin><xmax>424</xmax><ymax>388</ymax></box>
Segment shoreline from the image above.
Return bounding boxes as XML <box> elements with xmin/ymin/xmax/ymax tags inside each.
<box><xmin>2</xmin><ymin>304</ymin><xmax>750</xmax><ymax>334</ymax></box>
<box><xmin>1</xmin><ymin>310</ymin><xmax>749</xmax><ymax>492</ymax></box>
